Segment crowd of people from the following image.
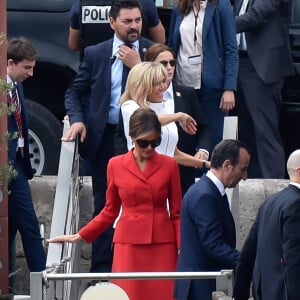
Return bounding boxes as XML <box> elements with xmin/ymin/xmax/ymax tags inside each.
<box><xmin>7</xmin><ymin>0</ymin><xmax>297</xmax><ymax>298</ymax></box>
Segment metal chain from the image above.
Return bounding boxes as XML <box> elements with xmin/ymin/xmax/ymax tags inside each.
<box><xmin>46</xmin><ymin>256</ymin><xmax>71</xmax><ymax>274</ymax></box>
<box><xmin>40</xmin><ymin>257</ymin><xmax>70</xmax><ymax>299</ymax></box>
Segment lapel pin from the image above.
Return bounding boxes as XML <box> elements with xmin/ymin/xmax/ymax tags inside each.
<box><xmin>176</xmin><ymin>92</ymin><xmax>181</xmax><ymax>97</ymax></box>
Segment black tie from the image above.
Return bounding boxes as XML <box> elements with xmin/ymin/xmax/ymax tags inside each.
<box><xmin>222</xmin><ymin>193</ymin><xmax>230</xmax><ymax>210</ymax></box>
<box><xmin>121</xmin><ymin>43</ymin><xmax>133</xmax><ymax>94</ymax></box>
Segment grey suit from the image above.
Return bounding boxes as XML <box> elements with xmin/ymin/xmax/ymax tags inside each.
<box><xmin>234</xmin><ymin>0</ymin><xmax>293</xmax><ymax>178</ymax></box>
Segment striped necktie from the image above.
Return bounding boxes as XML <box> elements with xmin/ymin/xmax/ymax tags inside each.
<box><xmin>10</xmin><ymin>85</ymin><xmax>25</xmax><ymax>156</ymax></box>
<box><xmin>11</xmin><ymin>85</ymin><xmax>23</xmax><ymax>136</ymax></box>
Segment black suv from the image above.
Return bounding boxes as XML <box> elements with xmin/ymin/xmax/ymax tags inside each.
<box><xmin>6</xmin><ymin>0</ymin><xmax>300</xmax><ymax>176</ymax></box>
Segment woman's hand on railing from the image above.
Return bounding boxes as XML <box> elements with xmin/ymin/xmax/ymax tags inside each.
<box><xmin>47</xmin><ymin>233</ymin><xmax>82</xmax><ymax>243</ymax></box>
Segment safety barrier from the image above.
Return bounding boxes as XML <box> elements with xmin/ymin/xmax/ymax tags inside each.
<box><xmin>30</xmin><ymin>270</ymin><xmax>234</xmax><ymax>300</ymax></box>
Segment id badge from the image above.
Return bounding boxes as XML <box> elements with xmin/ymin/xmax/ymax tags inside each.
<box><xmin>188</xmin><ymin>55</ymin><xmax>202</xmax><ymax>65</ymax></box>
<box><xmin>18</xmin><ymin>137</ymin><xmax>24</xmax><ymax>148</ymax></box>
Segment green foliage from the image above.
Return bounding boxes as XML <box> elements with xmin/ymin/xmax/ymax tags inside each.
<box><xmin>0</xmin><ymin>34</ymin><xmax>17</xmax><ymax>194</ymax></box>
<box><xmin>0</xmin><ymin>163</ymin><xmax>18</xmax><ymax>193</ymax></box>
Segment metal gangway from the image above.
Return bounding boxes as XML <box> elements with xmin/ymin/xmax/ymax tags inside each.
<box><xmin>28</xmin><ymin>119</ymin><xmax>236</xmax><ymax>300</ymax></box>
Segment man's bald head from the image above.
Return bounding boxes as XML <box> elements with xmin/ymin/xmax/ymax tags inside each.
<box><xmin>287</xmin><ymin>149</ymin><xmax>300</xmax><ymax>180</ymax></box>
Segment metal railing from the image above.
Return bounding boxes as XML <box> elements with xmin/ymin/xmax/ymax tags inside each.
<box><xmin>43</xmin><ymin>120</ymin><xmax>82</xmax><ymax>300</ymax></box>
<box><xmin>30</xmin><ymin>270</ymin><xmax>234</xmax><ymax>300</ymax></box>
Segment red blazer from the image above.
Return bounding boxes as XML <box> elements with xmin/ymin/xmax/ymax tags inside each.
<box><xmin>79</xmin><ymin>149</ymin><xmax>182</xmax><ymax>249</ymax></box>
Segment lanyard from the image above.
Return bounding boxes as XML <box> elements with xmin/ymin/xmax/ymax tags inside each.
<box><xmin>192</xmin><ymin>6</ymin><xmax>200</xmax><ymax>46</ymax></box>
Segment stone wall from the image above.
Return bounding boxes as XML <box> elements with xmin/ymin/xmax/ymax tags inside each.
<box><xmin>13</xmin><ymin>177</ymin><xmax>289</xmax><ymax>294</ymax></box>
<box><xmin>13</xmin><ymin>176</ymin><xmax>94</xmax><ymax>295</ymax></box>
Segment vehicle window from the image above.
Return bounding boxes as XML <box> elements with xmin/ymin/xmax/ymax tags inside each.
<box><xmin>155</xmin><ymin>0</ymin><xmax>176</xmax><ymax>8</ymax></box>
<box><xmin>293</xmin><ymin>0</ymin><xmax>300</xmax><ymax>25</ymax></box>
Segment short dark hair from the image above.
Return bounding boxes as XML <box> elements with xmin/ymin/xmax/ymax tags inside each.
<box><xmin>144</xmin><ymin>43</ymin><xmax>175</xmax><ymax>62</ymax></box>
<box><xmin>7</xmin><ymin>37</ymin><xmax>38</xmax><ymax>63</ymax></box>
<box><xmin>129</xmin><ymin>108</ymin><xmax>161</xmax><ymax>139</ymax></box>
<box><xmin>109</xmin><ymin>0</ymin><xmax>142</xmax><ymax>19</ymax></box>
<box><xmin>211</xmin><ymin>139</ymin><xmax>250</xmax><ymax>169</ymax></box>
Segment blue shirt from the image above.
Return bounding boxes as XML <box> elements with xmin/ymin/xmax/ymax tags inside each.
<box><xmin>109</xmin><ymin>35</ymin><xmax>139</xmax><ymax>124</ymax></box>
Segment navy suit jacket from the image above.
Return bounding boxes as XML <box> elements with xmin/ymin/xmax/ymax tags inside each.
<box><xmin>234</xmin><ymin>184</ymin><xmax>300</xmax><ymax>300</ymax></box>
<box><xmin>65</xmin><ymin>36</ymin><xmax>153</xmax><ymax>160</ymax></box>
<box><xmin>8</xmin><ymin>83</ymin><xmax>33</xmax><ymax>179</ymax></box>
<box><xmin>174</xmin><ymin>175</ymin><xmax>239</xmax><ymax>300</ymax></box>
<box><xmin>168</xmin><ymin>0</ymin><xmax>238</xmax><ymax>91</ymax></box>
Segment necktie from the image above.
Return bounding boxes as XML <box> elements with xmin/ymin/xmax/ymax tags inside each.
<box><xmin>11</xmin><ymin>86</ymin><xmax>22</xmax><ymax>134</ymax></box>
<box><xmin>121</xmin><ymin>43</ymin><xmax>133</xmax><ymax>94</ymax></box>
<box><xmin>223</xmin><ymin>193</ymin><xmax>230</xmax><ymax>210</ymax></box>
<box><xmin>10</xmin><ymin>86</ymin><xmax>24</xmax><ymax>156</ymax></box>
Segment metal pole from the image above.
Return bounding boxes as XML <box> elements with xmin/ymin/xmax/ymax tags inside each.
<box><xmin>39</xmin><ymin>270</ymin><xmax>233</xmax><ymax>299</ymax></box>
<box><xmin>46</xmin><ymin>270</ymin><xmax>233</xmax><ymax>281</ymax></box>
<box><xmin>0</xmin><ymin>0</ymin><xmax>9</xmax><ymax>295</ymax></box>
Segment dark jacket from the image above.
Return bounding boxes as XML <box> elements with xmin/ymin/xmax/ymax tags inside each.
<box><xmin>65</xmin><ymin>36</ymin><xmax>153</xmax><ymax>160</ymax></box>
<box><xmin>234</xmin><ymin>184</ymin><xmax>300</xmax><ymax>300</ymax></box>
<box><xmin>8</xmin><ymin>83</ymin><xmax>33</xmax><ymax>179</ymax></box>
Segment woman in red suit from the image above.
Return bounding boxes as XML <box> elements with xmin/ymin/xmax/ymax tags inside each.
<box><xmin>48</xmin><ymin>108</ymin><xmax>182</xmax><ymax>300</ymax></box>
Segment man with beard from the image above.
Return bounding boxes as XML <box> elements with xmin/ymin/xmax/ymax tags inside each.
<box><xmin>62</xmin><ymin>0</ymin><xmax>153</xmax><ymax>274</ymax></box>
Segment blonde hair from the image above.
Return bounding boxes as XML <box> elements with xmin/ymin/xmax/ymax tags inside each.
<box><xmin>120</xmin><ymin>61</ymin><xmax>167</xmax><ymax>107</ymax></box>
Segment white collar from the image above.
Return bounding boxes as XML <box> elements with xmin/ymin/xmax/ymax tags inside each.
<box><xmin>164</xmin><ymin>82</ymin><xmax>174</xmax><ymax>101</ymax></box>
<box><xmin>206</xmin><ymin>170</ymin><xmax>226</xmax><ymax>196</ymax></box>
<box><xmin>289</xmin><ymin>182</ymin><xmax>300</xmax><ymax>190</ymax></box>
<box><xmin>112</xmin><ymin>34</ymin><xmax>139</xmax><ymax>56</ymax></box>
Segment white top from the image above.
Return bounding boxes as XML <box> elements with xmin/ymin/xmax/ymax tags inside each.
<box><xmin>163</xmin><ymin>82</ymin><xmax>175</xmax><ymax>114</ymax></box>
<box><xmin>121</xmin><ymin>100</ymin><xmax>178</xmax><ymax>157</ymax></box>
<box><xmin>176</xmin><ymin>1</ymin><xmax>207</xmax><ymax>89</ymax></box>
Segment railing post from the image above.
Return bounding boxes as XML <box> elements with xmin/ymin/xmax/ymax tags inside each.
<box><xmin>223</xmin><ymin>116</ymin><xmax>240</xmax><ymax>248</ymax></box>
<box><xmin>30</xmin><ymin>272</ymin><xmax>44</xmax><ymax>300</ymax></box>
<box><xmin>215</xmin><ymin>269</ymin><xmax>234</xmax><ymax>297</ymax></box>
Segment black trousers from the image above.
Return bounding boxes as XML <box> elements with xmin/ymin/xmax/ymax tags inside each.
<box><xmin>236</xmin><ymin>56</ymin><xmax>285</xmax><ymax>178</ymax></box>
<box><xmin>84</xmin><ymin>124</ymin><xmax>116</xmax><ymax>272</ymax></box>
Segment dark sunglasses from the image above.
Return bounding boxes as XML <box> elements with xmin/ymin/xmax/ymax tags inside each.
<box><xmin>136</xmin><ymin>138</ymin><xmax>161</xmax><ymax>148</ymax></box>
<box><xmin>159</xmin><ymin>59</ymin><xmax>176</xmax><ymax>67</ymax></box>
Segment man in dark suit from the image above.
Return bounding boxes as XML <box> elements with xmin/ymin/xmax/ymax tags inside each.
<box><xmin>233</xmin><ymin>149</ymin><xmax>300</xmax><ymax>300</ymax></box>
<box><xmin>174</xmin><ymin>139</ymin><xmax>250</xmax><ymax>300</ymax></box>
<box><xmin>62</xmin><ymin>0</ymin><xmax>153</xmax><ymax>273</ymax></box>
<box><xmin>234</xmin><ymin>0</ymin><xmax>294</xmax><ymax>178</ymax></box>
<box><xmin>7</xmin><ymin>37</ymin><xmax>46</xmax><ymax>289</ymax></box>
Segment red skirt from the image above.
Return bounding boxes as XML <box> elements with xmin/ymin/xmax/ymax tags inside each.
<box><xmin>112</xmin><ymin>242</ymin><xmax>178</xmax><ymax>300</ymax></box>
